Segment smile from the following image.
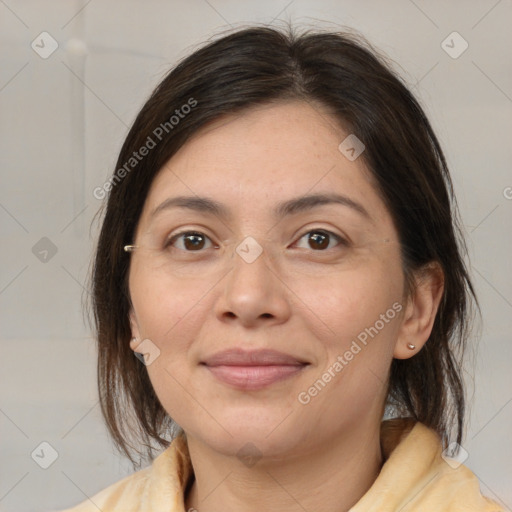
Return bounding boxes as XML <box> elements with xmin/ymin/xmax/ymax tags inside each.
<box><xmin>205</xmin><ymin>364</ymin><xmax>307</xmax><ymax>390</ymax></box>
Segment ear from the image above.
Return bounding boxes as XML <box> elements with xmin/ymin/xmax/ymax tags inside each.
<box><xmin>129</xmin><ymin>308</ymin><xmax>142</xmax><ymax>352</ymax></box>
<box><xmin>394</xmin><ymin>262</ymin><xmax>444</xmax><ymax>359</ymax></box>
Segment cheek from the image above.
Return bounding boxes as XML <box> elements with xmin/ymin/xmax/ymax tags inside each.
<box><xmin>304</xmin><ymin>263</ymin><xmax>402</xmax><ymax>391</ymax></box>
<box><xmin>290</xmin><ymin>259</ymin><xmax>403</xmax><ymax>348</ymax></box>
<box><xmin>293</xmin><ymin>271</ymin><xmax>401</xmax><ymax>430</ymax></box>
<box><xmin>129</xmin><ymin>266</ymin><xmax>213</xmax><ymax>426</ymax></box>
<box><xmin>129</xmin><ymin>262</ymin><xmax>213</xmax><ymax>343</ymax></box>
<box><xmin>128</xmin><ymin>263</ymin><xmax>222</xmax><ymax>390</ymax></box>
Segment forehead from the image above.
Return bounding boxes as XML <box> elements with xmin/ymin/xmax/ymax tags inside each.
<box><xmin>140</xmin><ymin>101</ymin><xmax>392</xmax><ymax>228</ymax></box>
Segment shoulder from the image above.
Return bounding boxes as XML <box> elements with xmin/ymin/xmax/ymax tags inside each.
<box><xmin>58</xmin><ymin>465</ymin><xmax>152</xmax><ymax>512</ymax></box>
<box><xmin>352</xmin><ymin>419</ymin><xmax>505</xmax><ymax>511</ymax></box>
<box><xmin>58</xmin><ymin>434</ymin><xmax>192</xmax><ymax>512</ymax></box>
<box><xmin>412</xmin><ymin>458</ymin><xmax>505</xmax><ymax>511</ymax></box>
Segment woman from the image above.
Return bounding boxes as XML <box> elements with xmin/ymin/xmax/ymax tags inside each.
<box><xmin>62</xmin><ymin>25</ymin><xmax>504</xmax><ymax>511</ymax></box>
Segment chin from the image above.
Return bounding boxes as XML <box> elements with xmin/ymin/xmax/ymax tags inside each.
<box><xmin>204</xmin><ymin>427</ymin><xmax>302</xmax><ymax>460</ymax></box>
<box><xmin>182</xmin><ymin>404</ymin><xmax>303</xmax><ymax>457</ymax></box>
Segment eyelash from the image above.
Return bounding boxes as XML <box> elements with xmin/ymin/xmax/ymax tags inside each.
<box><xmin>164</xmin><ymin>229</ymin><xmax>349</xmax><ymax>253</ymax></box>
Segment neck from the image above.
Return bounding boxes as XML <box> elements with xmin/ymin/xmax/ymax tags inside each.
<box><xmin>184</xmin><ymin>423</ymin><xmax>383</xmax><ymax>512</ymax></box>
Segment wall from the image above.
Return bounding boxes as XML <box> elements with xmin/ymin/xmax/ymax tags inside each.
<box><xmin>0</xmin><ymin>1</ymin><xmax>510</xmax><ymax>510</ymax></box>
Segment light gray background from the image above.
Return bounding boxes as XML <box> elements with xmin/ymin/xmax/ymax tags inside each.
<box><xmin>1</xmin><ymin>1</ymin><xmax>511</xmax><ymax>511</ymax></box>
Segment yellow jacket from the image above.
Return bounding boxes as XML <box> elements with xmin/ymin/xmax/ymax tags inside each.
<box><xmin>60</xmin><ymin>419</ymin><xmax>504</xmax><ymax>511</ymax></box>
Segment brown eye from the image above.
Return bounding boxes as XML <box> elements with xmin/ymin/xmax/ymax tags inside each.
<box><xmin>309</xmin><ymin>232</ymin><xmax>329</xmax><ymax>250</ymax></box>
<box><xmin>183</xmin><ymin>233</ymin><xmax>206</xmax><ymax>250</ymax></box>
<box><xmin>295</xmin><ymin>230</ymin><xmax>346</xmax><ymax>251</ymax></box>
<box><xmin>166</xmin><ymin>231</ymin><xmax>213</xmax><ymax>251</ymax></box>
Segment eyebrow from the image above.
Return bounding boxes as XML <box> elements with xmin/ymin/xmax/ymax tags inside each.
<box><xmin>149</xmin><ymin>193</ymin><xmax>371</xmax><ymax>222</ymax></box>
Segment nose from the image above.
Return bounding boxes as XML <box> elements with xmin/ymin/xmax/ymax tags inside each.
<box><xmin>215</xmin><ymin>241</ymin><xmax>291</xmax><ymax>328</ymax></box>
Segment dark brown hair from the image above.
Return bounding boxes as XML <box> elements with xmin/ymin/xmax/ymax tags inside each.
<box><xmin>88</xmin><ymin>24</ymin><xmax>476</xmax><ymax>467</ymax></box>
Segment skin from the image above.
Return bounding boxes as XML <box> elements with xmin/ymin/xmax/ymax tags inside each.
<box><xmin>128</xmin><ymin>100</ymin><xmax>444</xmax><ymax>512</ymax></box>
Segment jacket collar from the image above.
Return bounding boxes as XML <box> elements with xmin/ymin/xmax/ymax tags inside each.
<box><xmin>145</xmin><ymin>418</ymin><xmax>502</xmax><ymax>512</ymax></box>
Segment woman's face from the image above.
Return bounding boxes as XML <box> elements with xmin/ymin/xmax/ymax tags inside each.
<box><xmin>128</xmin><ymin>100</ymin><xmax>407</xmax><ymax>457</ymax></box>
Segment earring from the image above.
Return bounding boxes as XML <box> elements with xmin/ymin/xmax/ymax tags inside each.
<box><xmin>131</xmin><ymin>337</ymin><xmax>138</xmax><ymax>344</ymax></box>
<box><xmin>407</xmin><ymin>343</ymin><xmax>416</xmax><ymax>350</ymax></box>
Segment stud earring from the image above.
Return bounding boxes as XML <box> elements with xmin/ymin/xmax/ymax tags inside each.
<box><xmin>407</xmin><ymin>343</ymin><xmax>416</xmax><ymax>350</ymax></box>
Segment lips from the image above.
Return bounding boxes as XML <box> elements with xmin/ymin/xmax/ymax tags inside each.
<box><xmin>201</xmin><ymin>348</ymin><xmax>309</xmax><ymax>390</ymax></box>
<box><xmin>202</xmin><ymin>348</ymin><xmax>308</xmax><ymax>366</ymax></box>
